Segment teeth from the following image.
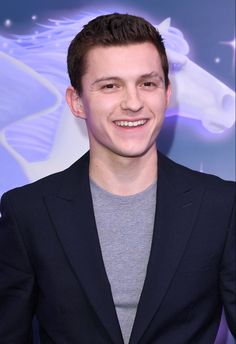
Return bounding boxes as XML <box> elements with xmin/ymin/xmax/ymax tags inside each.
<box><xmin>115</xmin><ymin>120</ymin><xmax>147</xmax><ymax>127</ymax></box>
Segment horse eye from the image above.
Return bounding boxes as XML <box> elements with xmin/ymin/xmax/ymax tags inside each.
<box><xmin>169</xmin><ymin>62</ymin><xmax>183</xmax><ymax>72</ymax></box>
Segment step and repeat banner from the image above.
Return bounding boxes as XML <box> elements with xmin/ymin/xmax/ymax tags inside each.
<box><xmin>0</xmin><ymin>1</ymin><xmax>235</xmax><ymax>343</ymax></box>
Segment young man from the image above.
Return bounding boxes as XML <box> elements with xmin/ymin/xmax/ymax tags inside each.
<box><xmin>0</xmin><ymin>13</ymin><xmax>235</xmax><ymax>344</ymax></box>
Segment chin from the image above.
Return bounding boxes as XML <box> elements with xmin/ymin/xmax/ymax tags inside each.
<box><xmin>115</xmin><ymin>147</ymin><xmax>153</xmax><ymax>159</ymax></box>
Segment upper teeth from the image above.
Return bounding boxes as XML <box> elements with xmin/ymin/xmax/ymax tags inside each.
<box><xmin>115</xmin><ymin>120</ymin><xmax>147</xmax><ymax>127</ymax></box>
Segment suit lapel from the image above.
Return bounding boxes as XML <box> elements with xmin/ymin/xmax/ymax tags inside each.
<box><xmin>44</xmin><ymin>153</ymin><xmax>123</xmax><ymax>344</ymax></box>
<box><xmin>130</xmin><ymin>154</ymin><xmax>205</xmax><ymax>344</ymax></box>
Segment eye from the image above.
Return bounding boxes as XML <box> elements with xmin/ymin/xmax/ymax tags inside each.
<box><xmin>143</xmin><ymin>81</ymin><xmax>156</xmax><ymax>87</ymax></box>
<box><xmin>169</xmin><ymin>62</ymin><xmax>183</xmax><ymax>72</ymax></box>
<box><xmin>101</xmin><ymin>83</ymin><xmax>120</xmax><ymax>91</ymax></box>
<box><xmin>103</xmin><ymin>84</ymin><xmax>115</xmax><ymax>89</ymax></box>
<box><xmin>140</xmin><ymin>78</ymin><xmax>165</xmax><ymax>89</ymax></box>
<box><xmin>140</xmin><ymin>81</ymin><xmax>158</xmax><ymax>89</ymax></box>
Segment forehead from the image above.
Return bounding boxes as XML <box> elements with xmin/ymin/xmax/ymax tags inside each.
<box><xmin>84</xmin><ymin>42</ymin><xmax>163</xmax><ymax>80</ymax></box>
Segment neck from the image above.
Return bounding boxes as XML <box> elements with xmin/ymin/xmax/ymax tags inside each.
<box><xmin>89</xmin><ymin>147</ymin><xmax>158</xmax><ymax>196</ymax></box>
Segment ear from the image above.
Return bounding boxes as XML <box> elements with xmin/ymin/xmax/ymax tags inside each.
<box><xmin>66</xmin><ymin>86</ymin><xmax>86</xmax><ymax>119</ymax></box>
<box><xmin>165</xmin><ymin>81</ymin><xmax>172</xmax><ymax>107</ymax></box>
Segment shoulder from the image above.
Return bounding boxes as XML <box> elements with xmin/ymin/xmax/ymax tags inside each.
<box><xmin>158</xmin><ymin>152</ymin><xmax>235</xmax><ymax>198</ymax></box>
<box><xmin>2</xmin><ymin>151</ymin><xmax>90</xmax><ymax>205</ymax></box>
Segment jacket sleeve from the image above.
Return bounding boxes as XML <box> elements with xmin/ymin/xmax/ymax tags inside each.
<box><xmin>220</xmin><ymin>201</ymin><xmax>236</xmax><ymax>338</ymax></box>
<box><xmin>0</xmin><ymin>192</ymin><xmax>36</xmax><ymax>343</ymax></box>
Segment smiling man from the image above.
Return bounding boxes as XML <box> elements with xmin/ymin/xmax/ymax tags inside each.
<box><xmin>0</xmin><ymin>13</ymin><xmax>235</xmax><ymax>344</ymax></box>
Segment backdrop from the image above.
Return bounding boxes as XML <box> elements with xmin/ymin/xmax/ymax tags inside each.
<box><xmin>0</xmin><ymin>1</ymin><xmax>235</xmax><ymax>343</ymax></box>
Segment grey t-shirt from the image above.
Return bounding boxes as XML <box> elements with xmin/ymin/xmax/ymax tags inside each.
<box><xmin>90</xmin><ymin>179</ymin><xmax>157</xmax><ymax>343</ymax></box>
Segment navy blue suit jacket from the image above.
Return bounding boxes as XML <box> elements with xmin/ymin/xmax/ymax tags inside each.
<box><xmin>0</xmin><ymin>152</ymin><xmax>235</xmax><ymax>343</ymax></box>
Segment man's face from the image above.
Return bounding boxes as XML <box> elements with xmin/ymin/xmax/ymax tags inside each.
<box><xmin>72</xmin><ymin>42</ymin><xmax>171</xmax><ymax>160</ymax></box>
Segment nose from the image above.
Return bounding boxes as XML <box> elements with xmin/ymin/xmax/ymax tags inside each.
<box><xmin>120</xmin><ymin>86</ymin><xmax>144</xmax><ymax>112</ymax></box>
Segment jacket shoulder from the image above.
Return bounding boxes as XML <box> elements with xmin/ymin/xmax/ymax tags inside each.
<box><xmin>2</xmin><ymin>152</ymin><xmax>90</xmax><ymax>202</ymax></box>
<box><xmin>159</xmin><ymin>152</ymin><xmax>235</xmax><ymax>195</ymax></box>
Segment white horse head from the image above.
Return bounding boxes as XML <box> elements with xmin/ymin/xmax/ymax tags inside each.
<box><xmin>157</xmin><ymin>18</ymin><xmax>235</xmax><ymax>133</ymax></box>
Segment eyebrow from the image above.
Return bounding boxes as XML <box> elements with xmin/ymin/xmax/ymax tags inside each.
<box><xmin>91</xmin><ymin>76</ymin><xmax>120</xmax><ymax>86</ymax></box>
<box><xmin>139</xmin><ymin>72</ymin><xmax>164</xmax><ymax>82</ymax></box>
<box><xmin>91</xmin><ymin>71</ymin><xmax>164</xmax><ymax>85</ymax></box>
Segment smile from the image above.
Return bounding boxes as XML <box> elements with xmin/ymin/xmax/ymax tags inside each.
<box><xmin>114</xmin><ymin>119</ymin><xmax>147</xmax><ymax>127</ymax></box>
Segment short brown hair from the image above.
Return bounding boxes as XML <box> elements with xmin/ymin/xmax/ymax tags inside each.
<box><xmin>67</xmin><ymin>13</ymin><xmax>169</xmax><ymax>93</ymax></box>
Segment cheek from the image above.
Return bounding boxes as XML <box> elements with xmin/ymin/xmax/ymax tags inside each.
<box><xmin>83</xmin><ymin>102</ymin><xmax>110</xmax><ymax>135</ymax></box>
<box><xmin>149</xmin><ymin>99</ymin><xmax>167</xmax><ymax>119</ymax></box>
<box><xmin>85</xmin><ymin>95</ymin><xmax>120</xmax><ymax>118</ymax></box>
<box><xmin>146</xmin><ymin>91</ymin><xmax>168</xmax><ymax>109</ymax></box>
